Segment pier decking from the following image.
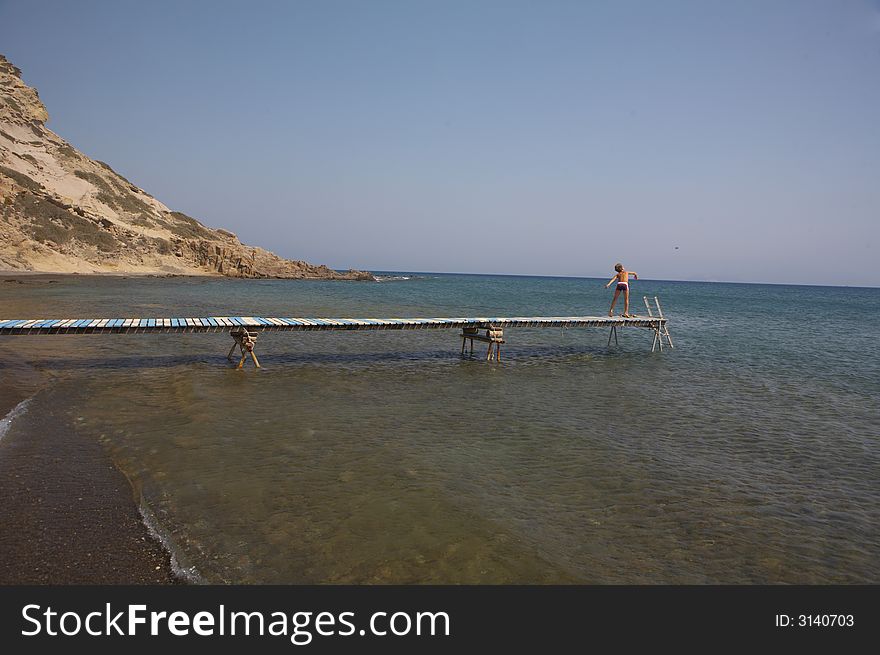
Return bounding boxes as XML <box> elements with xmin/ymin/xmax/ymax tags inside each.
<box><xmin>0</xmin><ymin>297</ymin><xmax>673</xmax><ymax>367</ymax></box>
<box><xmin>0</xmin><ymin>314</ymin><xmax>663</xmax><ymax>334</ymax></box>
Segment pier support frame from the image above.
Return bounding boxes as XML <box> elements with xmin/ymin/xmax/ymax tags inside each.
<box><xmin>461</xmin><ymin>326</ymin><xmax>504</xmax><ymax>361</ymax></box>
<box><xmin>228</xmin><ymin>328</ymin><xmax>261</xmax><ymax>369</ymax></box>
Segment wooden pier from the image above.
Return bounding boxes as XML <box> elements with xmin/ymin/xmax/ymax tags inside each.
<box><xmin>0</xmin><ymin>297</ymin><xmax>673</xmax><ymax>368</ymax></box>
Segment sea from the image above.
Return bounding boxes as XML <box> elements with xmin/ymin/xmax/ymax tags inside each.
<box><xmin>1</xmin><ymin>273</ymin><xmax>878</xmax><ymax>583</ymax></box>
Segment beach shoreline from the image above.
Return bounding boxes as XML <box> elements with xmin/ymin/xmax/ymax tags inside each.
<box><xmin>0</xmin><ymin>387</ymin><xmax>180</xmax><ymax>585</ymax></box>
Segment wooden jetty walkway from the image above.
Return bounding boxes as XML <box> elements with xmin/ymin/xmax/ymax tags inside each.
<box><xmin>0</xmin><ymin>297</ymin><xmax>673</xmax><ymax>368</ymax></box>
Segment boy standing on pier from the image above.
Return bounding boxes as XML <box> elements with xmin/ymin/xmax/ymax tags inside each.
<box><xmin>605</xmin><ymin>263</ymin><xmax>638</xmax><ymax>317</ymax></box>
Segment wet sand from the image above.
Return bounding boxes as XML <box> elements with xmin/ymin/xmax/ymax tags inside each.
<box><xmin>0</xmin><ymin>391</ymin><xmax>178</xmax><ymax>584</ymax></box>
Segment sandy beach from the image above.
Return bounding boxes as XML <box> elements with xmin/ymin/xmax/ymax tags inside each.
<box><xmin>0</xmin><ymin>381</ymin><xmax>178</xmax><ymax>584</ymax></box>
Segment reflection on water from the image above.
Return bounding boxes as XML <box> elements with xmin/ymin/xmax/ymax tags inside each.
<box><xmin>2</xmin><ymin>274</ymin><xmax>879</xmax><ymax>582</ymax></box>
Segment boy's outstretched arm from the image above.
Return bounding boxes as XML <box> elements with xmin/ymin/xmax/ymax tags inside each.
<box><xmin>604</xmin><ymin>276</ymin><xmax>617</xmax><ymax>288</ymax></box>
<box><xmin>631</xmin><ymin>272</ymin><xmax>639</xmax><ymax>280</ymax></box>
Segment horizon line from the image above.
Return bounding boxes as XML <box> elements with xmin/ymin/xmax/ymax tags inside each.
<box><xmin>1</xmin><ymin>268</ymin><xmax>877</xmax><ymax>290</ymax></box>
<box><xmin>355</xmin><ymin>269</ymin><xmax>880</xmax><ymax>290</ymax></box>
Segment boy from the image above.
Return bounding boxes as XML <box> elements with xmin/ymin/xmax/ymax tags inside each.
<box><xmin>605</xmin><ymin>263</ymin><xmax>638</xmax><ymax>317</ymax></box>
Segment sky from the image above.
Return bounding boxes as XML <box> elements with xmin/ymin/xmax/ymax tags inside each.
<box><xmin>1</xmin><ymin>0</ymin><xmax>878</xmax><ymax>286</ymax></box>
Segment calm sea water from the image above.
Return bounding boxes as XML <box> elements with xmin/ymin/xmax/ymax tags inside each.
<box><xmin>1</xmin><ymin>273</ymin><xmax>878</xmax><ymax>583</ymax></box>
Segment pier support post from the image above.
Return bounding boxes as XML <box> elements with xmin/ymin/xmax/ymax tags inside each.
<box><xmin>228</xmin><ymin>328</ymin><xmax>261</xmax><ymax>369</ymax></box>
<box><xmin>461</xmin><ymin>327</ymin><xmax>478</xmax><ymax>356</ymax></box>
<box><xmin>487</xmin><ymin>326</ymin><xmax>503</xmax><ymax>361</ymax></box>
<box><xmin>607</xmin><ymin>325</ymin><xmax>619</xmax><ymax>347</ymax></box>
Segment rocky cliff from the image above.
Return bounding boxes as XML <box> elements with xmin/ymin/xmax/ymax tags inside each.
<box><xmin>0</xmin><ymin>55</ymin><xmax>372</xmax><ymax>280</ymax></box>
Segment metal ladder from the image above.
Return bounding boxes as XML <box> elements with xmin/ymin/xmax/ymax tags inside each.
<box><xmin>643</xmin><ymin>296</ymin><xmax>674</xmax><ymax>352</ymax></box>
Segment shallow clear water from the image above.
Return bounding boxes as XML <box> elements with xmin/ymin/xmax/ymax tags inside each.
<box><xmin>1</xmin><ymin>274</ymin><xmax>878</xmax><ymax>583</ymax></box>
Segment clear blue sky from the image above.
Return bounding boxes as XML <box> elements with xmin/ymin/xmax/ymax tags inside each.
<box><xmin>2</xmin><ymin>0</ymin><xmax>878</xmax><ymax>285</ymax></box>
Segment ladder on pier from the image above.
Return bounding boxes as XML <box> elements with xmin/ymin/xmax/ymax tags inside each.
<box><xmin>643</xmin><ymin>296</ymin><xmax>674</xmax><ymax>352</ymax></box>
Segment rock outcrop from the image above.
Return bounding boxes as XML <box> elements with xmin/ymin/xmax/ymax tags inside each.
<box><xmin>0</xmin><ymin>55</ymin><xmax>372</xmax><ymax>280</ymax></box>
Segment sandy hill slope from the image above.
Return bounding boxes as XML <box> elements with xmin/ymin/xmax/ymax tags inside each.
<box><xmin>0</xmin><ymin>55</ymin><xmax>371</xmax><ymax>279</ymax></box>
